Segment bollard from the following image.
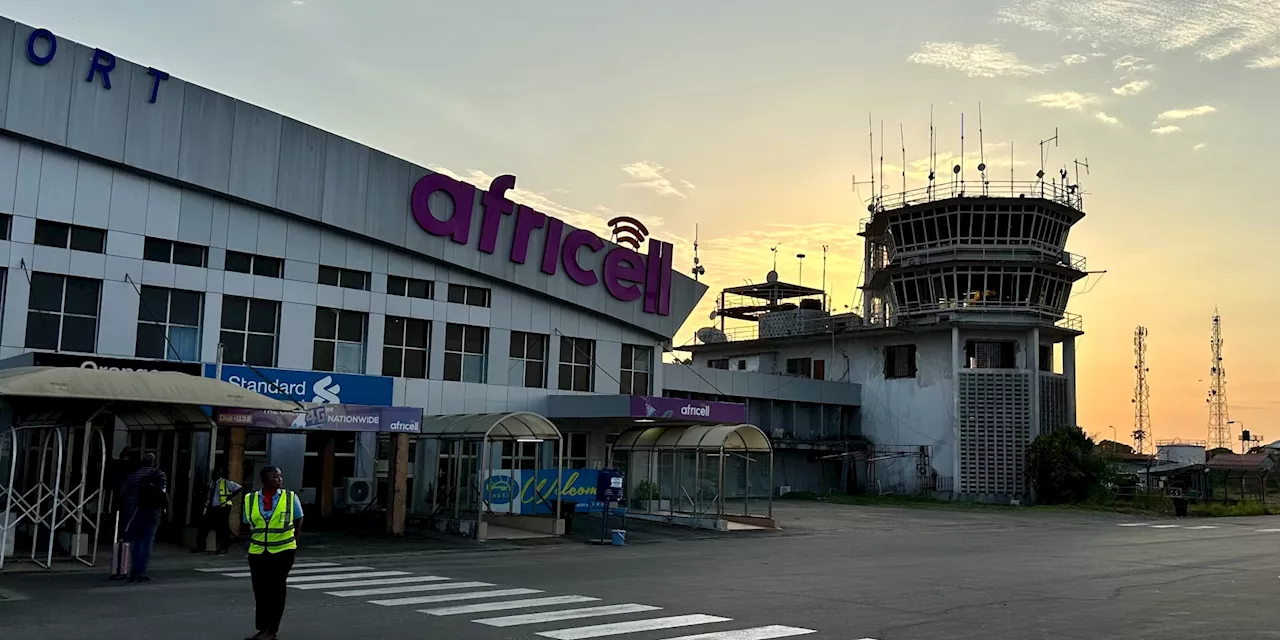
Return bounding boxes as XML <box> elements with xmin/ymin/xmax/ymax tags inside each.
<box><xmin>610</xmin><ymin>529</ymin><xmax>626</xmax><ymax>546</ymax></box>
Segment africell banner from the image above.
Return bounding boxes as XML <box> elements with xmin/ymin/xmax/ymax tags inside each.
<box><xmin>213</xmin><ymin>405</ymin><xmax>423</xmax><ymax>434</ymax></box>
<box><xmin>483</xmin><ymin>469</ymin><xmax>597</xmax><ymax>515</ymax></box>
<box><xmin>629</xmin><ymin>396</ymin><xmax>747</xmax><ymax>424</ymax></box>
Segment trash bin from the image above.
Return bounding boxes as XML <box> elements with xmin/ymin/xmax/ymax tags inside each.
<box><xmin>610</xmin><ymin>529</ymin><xmax>626</xmax><ymax>546</ymax></box>
<box><xmin>1173</xmin><ymin>497</ymin><xmax>1189</xmax><ymax>518</ymax></box>
<box><xmin>558</xmin><ymin>501</ymin><xmax>577</xmax><ymax>534</ymax></box>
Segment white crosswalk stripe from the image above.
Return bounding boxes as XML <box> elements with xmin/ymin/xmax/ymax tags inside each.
<box><xmin>659</xmin><ymin>626</ymin><xmax>818</xmax><ymax>640</ymax></box>
<box><xmin>221</xmin><ymin>565</ymin><xmax>375</xmax><ymax>578</ymax></box>
<box><xmin>1186</xmin><ymin>525</ymin><xmax>1219</xmax><ymax>530</ymax></box>
<box><xmin>536</xmin><ymin>614</ymin><xmax>733</xmax><ymax>639</ymax></box>
<box><xmin>475</xmin><ymin>603</ymin><xmax>661</xmax><ymax>627</ymax></box>
<box><xmin>291</xmin><ymin>575</ymin><xmax>452</xmax><ymax>590</ymax></box>
<box><xmin>369</xmin><ymin>587</ymin><xmax>543</xmax><ymax>607</ymax></box>
<box><xmin>289</xmin><ymin>571</ymin><xmax>410</xmax><ymax>583</ymax></box>
<box><xmin>326</xmin><ymin>581</ymin><xmax>493</xmax><ymax>598</ymax></box>
<box><xmin>421</xmin><ymin>595</ymin><xmax>600</xmax><ymax>616</ymax></box>
<box><xmin>195</xmin><ymin>562</ymin><xmax>820</xmax><ymax>638</ymax></box>
<box><xmin>1149</xmin><ymin>524</ymin><xmax>1181</xmax><ymax>529</ymax></box>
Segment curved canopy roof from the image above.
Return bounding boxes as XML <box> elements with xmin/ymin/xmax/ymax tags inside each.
<box><xmin>417</xmin><ymin>412</ymin><xmax>561</xmax><ymax>441</ymax></box>
<box><xmin>612</xmin><ymin>424</ymin><xmax>772</xmax><ymax>453</ymax></box>
<box><xmin>0</xmin><ymin>366</ymin><xmax>297</xmax><ymax>411</ymax></box>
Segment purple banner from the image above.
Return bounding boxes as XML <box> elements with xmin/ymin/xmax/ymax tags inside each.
<box><xmin>629</xmin><ymin>396</ymin><xmax>747</xmax><ymax>424</ymax></box>
<box><xmin>213</xmin><ymin>405</ymin><xmax>423</xmax><ymax>433</ymax></box>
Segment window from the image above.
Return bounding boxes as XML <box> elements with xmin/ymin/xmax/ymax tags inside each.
<box><xmin>220</xmin><ymin>295</ymin><xmax>279</xmax><ymax>367</ymax></box>
<box><xmin>313</xmin><ymin>307</ymin><xmax>367</xmax><ymax>373</ymax></box>
<box><xmin>387</xmin><ymin>275</ymin><xmax>433</xmax><ymax>300</ymax></box>
<box><xmin>382</xmin><ymin>316</ymin><xmax>429</xmax><ymax>379</ymax></box>
<box><xmin>813</xmin><ymin>359</ymin><xmax>826</xmax><ymax>380</ymax></box>
<box><xmin>508</xmin><ymin>331</ymin><xmax>547</xmax><ymax>388</ymax></box>
<box><xmin>501</xmin><ymin>440</ymin><xmax>539</xmax><ymax>471</ymax></box>
<box><xmin>143</xmin><ymin>237</ymin><xmax>207</xmax><ymax>267</ymax></box>
<box><xmin>224</xmin><ymin>250</ymin><xmax>282</xmax><ymax>278</ymax></box>
<box><xmin>558</xmin><ymin>337</ymin><xmax>595</xmax><ymax>392</ymax></box>
<box><xmin>318</xmin><ymin>266</ymin><xmax>370</xmax><ymax>291</ymax></box>
<box><xmin>565</xmin><ymin>432</ymin><xmax>589</xmax><ymax>469</ymax></box>
<box><xmin>707</xmin><ymin>358</ymin><xmax>729</xmax><ymax>370</ymax></box>
<box><xmin>443</xmin><ymin>324</ymin><xmax>488</xmax><ymax>383</ymax></box>
<box><xmin>0</xmin><ymin>213</ymin><xmax>10</xmax><ymax>240</ymax></box>
<box><xmin>1039</xmin><ymin>344</ymin><xmax>1055</xmax><ymax>373</ymax></box>
<box><xmin>447</xmin><ymin>284</ymin><xmax>491</xmax><ymax>307</ymax></box>
<box><xmin>883</xmin><ymin>344</ymin><xmax>917</xmax><ymax>379</ymax></box>
<box><xmin>34</xmin><ymin>220</ymin><xmax>105</xmax><ymax>253</ymax></box>
<box><xmin>136</xmin><ymin>286</ymin><xmax>202</xmax><ymax>361</ymax></box>
<box><xmin>966</xmin><ymin>341</ymin><xmax>1017</xmax><ymax>369</ymax></box>
<box><xmin>620</xmin><ymin>344</ymin><xmax>652</xmax><ymax>395</ymax></box>
<box><xmin>785</xmin><ymin>357</ymin><xmax>813</xmax><ymax>379</ymax></box>
<box><xmin>26</xmin><ymin>273</ymin><xmax>100</xmax><ymax>353</ymax></box>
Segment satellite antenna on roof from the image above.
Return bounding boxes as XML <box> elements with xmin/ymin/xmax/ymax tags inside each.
<box><xmin>690</xmin><ymin>224</ymin><xmax>705</xmax><ymax>281</ymax></box>
<box><xmin>1039</xmin><ymin>127</ymin><xmax>1059</xmax><ymax>178</ymax></box>
<box><xmin>928</xmin><ymin>105</ymin><xmax>936</xmax><ymax>199</ymax></box>
<box><xmin>867</xmin><ymin>112</ymin><xmax>876</xmax><ymax>209</ymax></box>
<box><xmin>899</xmin><ymin>124</ymin><xmax>907</xmax><ymax>205</ymax></box>
<box><xmin>977</xmin><ymin>103</ymin><xmax>988</xmax><ymax>196</ymax></box>
<box><xmin>959</xmin><ymin>113</ymin><xmax>965</xmax><ymax>196</ymax></box>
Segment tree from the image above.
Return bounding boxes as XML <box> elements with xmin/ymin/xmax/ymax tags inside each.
<box><xmin>1026</xmin><ymin>427</ymin><xmax>1111</xmax><ymax>504</ymax></box>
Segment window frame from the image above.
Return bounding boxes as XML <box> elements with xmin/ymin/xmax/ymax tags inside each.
<box><xmin>224</xmin><ymin>250</ymin><xmax>282</xmax><ymax>278</ymax></box>
<box><xmin>219</xmin><ymin>295</ymin><xmax>280</xmax><ymax>367</ymax></box>
<box><xmin>386</xmin><ymin>275</ymin><xmax>434</xmax><ymax>300</ymax></box>
<box><xmin>25</xmin><ymin>272</ymin><xmax>101</xmax><ymax>354</ymax></box>
<box><xmin>135</xmin><ymin>285</ymin><xmax>204</xmax><ymax>362</ymax></box>
<box><xmin>312</xmin><ymin>307</ymin><xmax>368</xmax><ymax>374</ymax></box>
<box><xmin>557</xmin><ymin>336</ymin><xmax>596</xmax><ymax>392</ymax></box>
<box><xmin>447</xmin><ymin>283</ymin><xmax>492</xmax><ymax>308</ymax></box>
<box><xmin>508</xmin><ymin>331</ymin><xmax>548</xmax><ymax>388</ymax></box>
<box><xmin>443</xmin><ymin>323</ymin><xmax>489</xmax><ymax>383</ymax></box>
<box><xmin>883</xmin><ymin>344</ymin><xmax>918</xmax><ymax>379</ymax></box>
<box><xmin>142</xmin><ymin>237</ymin><xmax>208</xmax><ymax>267</ymax></box>
<box><xmin>318</xmin><ymin>266</ymin><xmax>371</xmax><ymax>291</ymax></box>
<box><xmin>381</xmin><ymin>315</ymin><xmax>430</xmax><ymax>379</ymax></box>
<box><xmin>34</xmin><ymin>220</ymin><xmax>106</xmax><ymax>254</ymax></box>
<box><xmin>619</xmin><ymin>344</ymin><xmax>653</xmax><ymax>395</ymax></box>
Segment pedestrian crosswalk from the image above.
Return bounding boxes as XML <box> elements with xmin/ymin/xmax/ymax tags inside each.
<box><xmin>1116</xmin><ymin>522</ymin><xmax>1280</xmax><ymax>532</ymax></box>
<box><xmin>194</xmin><ymin>561</ymin><xmax>818</xmax><ymax>639</ymax></box>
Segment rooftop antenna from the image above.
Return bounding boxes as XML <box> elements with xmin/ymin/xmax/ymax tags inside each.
<box><xmin>867</xmin><ymin>112</ymin><xmax>876</xmax><ymax>210</ymax></box>
<box><xmin>977</xmin><ymin>103</ymin><xmax>988</xmax><ymax>195</ymax></box>
<box><xmin>899</xmin><ymin>123</ymin><xmax>906</xmax><ymax>205</ymax></box>
<box><xmin>1038</xmin><ymin>127</ymin><xmax>1059</xmax><ymax>185</ymax></box>
<box><xmin>1073</xmin><ymin>157</ymin><xmax>1090</xmax><ymax>186</ymax></box>
<box><xmin>770</xmin><ymin>245</ymin><xmax>779</xmax><ymax>272</ymax></box>
<box><xmin>821</xmin><ymin>245</ymin><xmax>829</xmax><ymax>311</ymax></box>
<box><xmin>1010</xmin><ymin>140</ymin><xmax>1014</xmax><ymax>186</ymax></box>
<box><xmin>690</xmin><ymin>224</ymin><xmax>706</xmax><ymax>281</ymax></box>
<box><xmin>878</xmin><ymin>119</ymin><xmax>885</xmax><ymax>203</ymax></box>
<box><xmin>796</xmin><ymin>253</ymin><xmax>807</xmax><ymax>287</ymax></box>
<box><xmin>959</xmin><ymin>113</ymin><xmax>965</xmax><ymax>195</ymax></box>
<box><xmin>927</xmin><ymin>105</ymin><xmax>936</xmax><ymax>199</ymax></box>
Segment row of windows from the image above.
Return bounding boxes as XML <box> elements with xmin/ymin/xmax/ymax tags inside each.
<box><xmin>887</xmin><ymin>208</ymin><xmax>1074</xmax><ymax>252</ymax></box>
<box><xmin>19</xmin><ymin>271</ymin><xmax>651</xmax><ymax>393</ymax></box>
<box><xmin>888</xmin><ymin>267</ymin><xmax>1074</xmax><ymax>313</ymax></box>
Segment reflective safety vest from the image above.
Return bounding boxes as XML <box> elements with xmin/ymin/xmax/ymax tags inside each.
<box><xmin>245</xmin><ymin>490</ymin><xmax>298</xmax><ymax>555</ymax></box>
<box><xmin>213</xmin><ymin>479</ymin><xmax>233</xmax><ymax>507</ymax></box>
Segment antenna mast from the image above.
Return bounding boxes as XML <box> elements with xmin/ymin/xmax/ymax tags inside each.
<box><xmin>1207</xmin><ymin>310</ymin><xmax>1232</xmax><ymax>450</ymax></box>
<box><xmin>899</xmin><ymin>124</ymin><xmax>906</xmax><ymax>205</ymax></box>
<box><xmin>878</xmin><ymin>119</ymin><xmax>885</xmax><ymax>203</ymax></box>
<box><xmin>959</xmin><ymin>113</ymin><xmax>965</xmax><ymax>194</ymax></box>
<box><xmin>928</xmin><ymin>105</ymin><xmax>936</xmax><ymax>199</ymax></box>
<box><xmin>1132</xmin><ymin>326</ymin><xmax>1151</xmax><ymax>455</ymax></box>
<box><xmin>1038</xmin><ymin>128</ymin><xmax>1059</xmax><ymax>190</ymax></box>
<box><xmin>821</xmin><ymin>245</ymin><xmax>829</xmax><ymax>311</ymax></box>
<box><xmin>977</xmin><ymin>103</ymin><xmax>988</xmax><ymax>195</ymax></box>
<box><xmin>690</xmin><ymin>224</ymin><xmax>705</xmax><ymax>281</ymax></box>
<box><xmin>867</xmin><ymin>113</ymin><xmax>876</xmax><ymax>209</ymax></box>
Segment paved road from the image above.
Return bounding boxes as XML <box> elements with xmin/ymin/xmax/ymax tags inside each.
<box><xmin>4</xmin><ymin>503</ymin><xmax>1280</xmax><ymax>639</ymax></box>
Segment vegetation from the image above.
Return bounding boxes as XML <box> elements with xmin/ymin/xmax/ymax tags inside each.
<box><xmin>634</xmin><ymin>480</ymin><xmax>662</xmax><ymax>501</ymax></box>
<box><xmin>1189</xmin><ymin>501</ymin><xmax>1280</xmax><ymax>517</ymax></box>
<box><xmin>1026</xmin><ymin>427</ymin><xmax>1112</xmax><ymax>505</ymax></box>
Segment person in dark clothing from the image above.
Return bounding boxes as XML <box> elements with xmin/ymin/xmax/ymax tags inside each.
<box><xmin>120</xmin><ymin>453</ymin><xmax>167</xmax><ymax>582</ymax></box>
<box><xmin>193</xmin><ymin>468</ymin><xmax>242</xmax><ymax>554</ymax></box>
<box><xmin>107</xmin><ymin>447</ymin><xmax>139</xmax><ymax>513</ymax></box>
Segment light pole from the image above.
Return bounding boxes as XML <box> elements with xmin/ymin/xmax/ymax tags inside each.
<box><xmin>1229</xmin><ymin>420</ymin><xmax>1249</xmax><ymax>453</ymax></box>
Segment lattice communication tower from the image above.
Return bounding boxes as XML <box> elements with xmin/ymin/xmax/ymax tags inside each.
<box><xmin>1207</xmin><ymin>310</ymin><xmax>1231</xmax><ymax>450</ymax></box>
<box><xmin>1132</xmin><ymin>326</ymin><xmax>1151</xmax><ymax>454</ymax></box>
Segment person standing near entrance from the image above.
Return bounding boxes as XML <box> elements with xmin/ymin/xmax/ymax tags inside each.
<box><xmin>241</xmin><ymin>466</ymin><xmax>304</xmax><ymax>640</ymax></box>
<box><xmin>193</xmin><ymin>468</ymin><xmax>242</xmax><ymax>554</ymax></box>
<box><xmin>120</xmin><ymin>453</ymin><xmax>167</xmax><ymax>582</ymax></box>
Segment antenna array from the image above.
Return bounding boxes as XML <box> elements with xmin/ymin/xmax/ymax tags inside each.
<box><xmin>1207</xmin><ymin>310</ymin><xmax>1232</xmax><ymax>450</ymax></box>
<box><xmin>1132</xmin><ymin>326</ymin><xmax>1151</xmax><ymax>455</ymax></box>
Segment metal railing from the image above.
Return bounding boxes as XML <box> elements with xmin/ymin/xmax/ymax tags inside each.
<box><xmin>700</xmin><ymin>308</ymin><xmax>1082</xmax><ymax>344</ymax></box>
<box><xmin>870</xmin><ymin>246</ymin><xmax>1087</xmax><ymax>273</ymax></box>
<box><xmin>866</xmin><ymin>180</ymin><xmax>1084</xmax><ymax>213</ymax></box>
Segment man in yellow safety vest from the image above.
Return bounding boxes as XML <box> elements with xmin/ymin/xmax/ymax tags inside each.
<box><xmin>193</xmin><ymin>468</ymin><xmax>242</xmax><ymax>554</ymax></box>
<box><xmin>240</xmin><ymin>466</ymin><xmax>304</xmax><ymax>640</ymax></box>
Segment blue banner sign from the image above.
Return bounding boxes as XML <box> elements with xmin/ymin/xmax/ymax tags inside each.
<box><xmin>204</xmin><ymin>364</ymin><xmax>394</xmax><ymax>407</ymax></box>
<box><xmin>483</xmin><ymin>469</ymin><xmax>599</xmax><ymax>515</ymax></box>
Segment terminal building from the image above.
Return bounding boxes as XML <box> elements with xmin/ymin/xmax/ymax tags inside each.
<box><xmin>0</xmin><ymin>16</ymin><xmax>864</xmax><ymax>557</ymax></box>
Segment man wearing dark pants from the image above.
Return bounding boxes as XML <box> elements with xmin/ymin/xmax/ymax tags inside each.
<box><xmin>120</xmin><ymin>453</ymin><xmax>167</xmax><ymax>582</ymax></box>
<box><xmin>193</xmin><ymin>468</ymin><xmax>242</xmax><ymax>554</ymax></box>
<box><xmin>241</xmin><ymin>466</ymin><xmax>304</xmax><ymax>640</ymax></box>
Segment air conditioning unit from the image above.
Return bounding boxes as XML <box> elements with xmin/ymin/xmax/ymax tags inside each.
<box><xmin>777</xmin><ymin>485</ymin><xmax>792</xmax><ymax>496</ymax></box>
<box><xmin>343</xmin><ymin>478</ymin><xmax>375</xmax><ymax>507</ymax></box>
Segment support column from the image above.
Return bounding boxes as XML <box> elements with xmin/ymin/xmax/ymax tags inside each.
<box><xmin>1028</xmin><ymin>328</ymin><xmax>1041</xmax><ymax>439</ymax></box>
<box><xmin>227</xmin><ymin>427</ymin><xmax>246</xmax><ymax>530</ymax></box>
<box><xmin>320</xmin><ymin>435</ymin><xmax>336</xmax><ymax>519</ymax></box>
<box><xmin>951</xmin><ymin>326</ymin><xmax>961</xmax><ymax>495</ymax></box>
<box><xmin>386</xmin><ymin>433</ymin><xmax>409</xmax><ymax>535</ymax></box>
<box><xmin>1063</xmin><ymin>336</ymin><xmax>1078</xmax><ymax>429</ymax></box>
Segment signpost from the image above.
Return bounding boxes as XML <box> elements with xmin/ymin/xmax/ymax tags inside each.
<box><xmin>592</xmin><ymin>469</ymin><xmax>625</xmax><ymax>545</ymax></box>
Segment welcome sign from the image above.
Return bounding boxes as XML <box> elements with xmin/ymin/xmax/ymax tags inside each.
<box><xmin>483</xmin><ymin>469</ymin><xmax>599</xmax><ymax>515</ymax></box>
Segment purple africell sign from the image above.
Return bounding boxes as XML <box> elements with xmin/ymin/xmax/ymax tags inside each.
<box><xmin>630</xmin><ymin>396</ymin><xmax>748</xmax><ymax>424</ymax></box>
<box><xmin>410</xmin><ymin>174</ymin><xmax>674</xmax><ymax>316</ymax></box>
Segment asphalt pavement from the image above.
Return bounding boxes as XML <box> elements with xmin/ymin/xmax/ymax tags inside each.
<box><xmin>4</xmin><ymin>502</ymin><xmax>1280</xmax><ymax>639</ymax></box>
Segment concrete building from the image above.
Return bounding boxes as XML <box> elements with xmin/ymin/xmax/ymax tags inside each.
<box><xmin>685</xmin><ymin>180</ymin><xmax>1087</xmax><ymax>501</ymax></box>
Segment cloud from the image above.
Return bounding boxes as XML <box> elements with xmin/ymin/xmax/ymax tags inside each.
<box><xmin>1026</xmin><ymin>91</ymin><xmax>1100</xmax><ymax>110</ymax></box>
<box><xmin>1193</xmin><ymin>142</ymin><xmax>1207</xmax><ymax>150</ymax></box>
<box><xmin>1061</xmin><ymin>53</ymin><xmax>1090</xmax><ymax>65</ymax></box>
<box><xmin>1112</xmin><ymin>80</ymin><xmax>1151</xmax><ymax>96</ymax></box>
<box><xmin>907</xmin><ymin>42</ymin><xmax>1049</xmax><ymax>77</ymax></box>
<box><xmin>1155</xmin><ymin>105</ymin><xmax>1217</xmax><ymax>120</ymax></box>
<box><xmin>291</xmin><ymin>0</ymin><xmax>304</xmax><ymax>5</ymax></box>
<box><xmin>620</xmin><ymin>161</ymin><xmax>690</xmax><ymax>198</ymax></box>
<box><xmin>1248</xmin><ymin>52</ymin><xmax>1280</xmax><ymax>68</ymax></box>
<box><xmin>995</xmin><ymin>0</ymin><xmax>1280</xmax><ymax>68</ymax></box>
<box><xmin>1151</xmin><ymin>125</ymin><xmax>1182</xmax><ymax>135</ymax></box>
<box><xmin>679</xmin><ymin>179</ymin><xmax>696</xmax><ymax>191</ymax></box>
<box><xmin>1113</xmin><ymin>54</ymin><xmax>1157</xmax><ymax>76</ymax></box>
<box><xmin>1094</xmin><ymin>111</ymin><xmax>1121</xmax><ymax>126</ymax></box>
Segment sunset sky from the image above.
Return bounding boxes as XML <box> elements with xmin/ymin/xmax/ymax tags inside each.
<box><xmin>7</xmin><ymin>0</ymin><xmax>1277</xmax><ymax>446</ymax></box>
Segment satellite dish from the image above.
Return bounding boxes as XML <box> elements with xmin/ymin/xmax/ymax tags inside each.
<box><xmin>695</xmin><ymin>327</ymin><xmax>727</xmax><ymax>344</ymax></box>
<box><xmin>709</xmin><ymin>309</ymin><xmax>718</xmax><ymax>320</ymax></box>
<box><xmin>766</xmin><ymin>270</ymin><xmax>779</xmax><ymax>283</ymax></box>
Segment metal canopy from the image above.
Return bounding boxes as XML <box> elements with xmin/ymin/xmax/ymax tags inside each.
<box><xmin>612</xmin><ymin>424</ymin><xmax>772</xmax><ymax>453</ymax></box>
<box><xmin>0</xmin><ymin>366</ymin><xmax>296</xmax><ymax>411</ymax></box>
<box><xmin>418</xmin><ymin>412</ymin><xmax>562</xmax><ymax>441</ymax></box>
